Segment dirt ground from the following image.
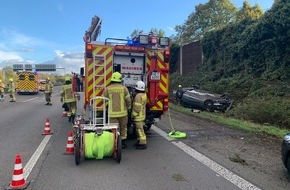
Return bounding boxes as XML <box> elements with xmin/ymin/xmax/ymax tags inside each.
<box><xmin>157</xmin><ymin>109</ymin><xmax>290</xmax><ymax>190</ymax></box>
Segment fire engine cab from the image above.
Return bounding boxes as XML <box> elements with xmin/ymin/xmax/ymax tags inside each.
<box><xmin>82</xmin><ymin>15</ymin><xmax>170</xmax><ymax>131</ymax></box>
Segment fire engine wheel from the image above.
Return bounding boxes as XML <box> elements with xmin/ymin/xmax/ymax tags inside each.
<box><xmin>75</xmin><ymin>136</ymin><xmax>81</xmax><ymax>165</ymax></box>
<box><xmin>116</xmin><ymin>135</ymin><xmax>122</xmax><ymax>163</ymax></box>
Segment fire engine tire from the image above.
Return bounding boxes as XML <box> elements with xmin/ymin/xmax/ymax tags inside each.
<box><xmin>75</xmin><ymin>136</ymin><xmax>81</xmax><ymax>165</ymax></box>
<box><xmin>287</xmin><ymin>156</ymin><xmax>290</xmax><ymax>175</ymax></box>
<box><xmin>116</xmin><ymin>135</ymin><xmax>122</xmax><ymax>163</ymax></box>
<box><xmin>144</xmin><ymin>124</ymin><xmax>152</xmax><ymax>131</ymax></box>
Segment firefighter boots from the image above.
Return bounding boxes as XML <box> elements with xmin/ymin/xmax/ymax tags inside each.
<box><xmin>136</xmin><ymin>144</ymin><xmax>147</xmax><ymax>150</ymax></box>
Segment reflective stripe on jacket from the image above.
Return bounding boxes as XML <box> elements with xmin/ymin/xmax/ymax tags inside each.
<box><xmin>8</xmin><ymin>82</ymin><xmax>15</xmax><ymax>93</ymax></box>
<box><xmin>132</xmin><ymin>92</ymin><xmax>147</xmax><ymax>122</ymax></box>
<box><xmin>44</xmin><ymin>81</ymin><xmax>53</xmax><ymax>93</ymax></box>
<box><xmin>0</xmin><ymin>82</ymin><xmax>5</xmax><ymax>93</ymax></box>
<box><xmin>103</xmin><ymin>83</ymin><xmax>131</xmax><ymax>118</ymax></box>
<box><xmin>61</xmin><ymin>84</ymin><xmax>76</xmax><ymax>103</ymax></box>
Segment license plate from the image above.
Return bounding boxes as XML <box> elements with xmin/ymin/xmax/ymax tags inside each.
<box><xmin>150</xmin><ymin>72</ymin><xmax>160</xmax><ymax>80</ymax></box>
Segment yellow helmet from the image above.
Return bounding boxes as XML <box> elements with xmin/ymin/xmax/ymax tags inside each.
<box><xmin>111</xmin><ymin>72</ymin><xmax>122</xmax><ymax>82</ymax></box>
<box><xmin>65</xmin><ymin>76</ymin><xmax>71</xmax><ymax>82</ymax></box>
<box><xmin>0</xmin><ymin>79</ymin><xmax>2</xmax><ymax>83</ymax></box>
<box><xmin>46</xmin><ymin>77</ymin><xmax>50</xmax><ymax>81</ymax></box>
<box><xmin>9</xmin><ymin>78</ymin><xmax>13</xmax><ymax>82</ymax></box>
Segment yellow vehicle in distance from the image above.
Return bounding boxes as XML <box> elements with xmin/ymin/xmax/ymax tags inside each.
<box><xmin>38</xmin><ymin>79</ymin><xmax>46</xmax><ymax>92</ymax></box>
<box><xmin>16</xmin><ymin>71</ymin><xmax>39</xmax><ymax>95</ymax></box>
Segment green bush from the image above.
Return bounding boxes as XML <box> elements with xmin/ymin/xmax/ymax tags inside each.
<box><xmin>227</xmin><ymin>97</ymin><xmax>290</xmax><ymax>129</ymax></box>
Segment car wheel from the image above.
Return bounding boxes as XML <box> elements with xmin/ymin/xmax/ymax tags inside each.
<box><xmin>287</xmin><ymin>156</ymin><xmax>290</xmax><ymax>175</ymax></box>
<box><xmin>176</xmin><ymin>90</ymin><xmax>184</xmax><ymax>99</ymax></box>
<box><xmin>221</xmin><ymin>94</ymin><xmax>230</xmax><ymax>100</ymax></box>
<box><xmin>204</xmin><ymin>99</ymin><xmax>214</xmax><ymax>112</ymax></box>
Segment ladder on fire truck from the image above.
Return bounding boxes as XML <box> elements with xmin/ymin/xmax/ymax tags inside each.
<box><xmin>90</xmin><ymin>54</ymin><xmax>107</xmax><ymax>124</ymax></box>
<box><xmin>84</xmin><ymin>15</ymin><xmax>102</xmax><ymax>42</ymax></box>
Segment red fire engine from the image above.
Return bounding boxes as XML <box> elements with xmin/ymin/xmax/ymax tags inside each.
<box><xmin>82</xmin><ymin>15</ymin><xmax>170</xmax><ymax>132</ymax></box>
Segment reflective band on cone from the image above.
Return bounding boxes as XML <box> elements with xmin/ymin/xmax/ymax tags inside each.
<box><xmin>62</xmin><ymin>110</ymin><xmax>67</xmax><ymax>117</ymax></box>
<box><xmin>5</xmin><ymin>154</ymin><xmax>30</xmax><ymax>190</ymax></box>
<box><xmin>64</xmin><ymin>131</ymin><xmax>74</xmax><ymax>155</ymax></box>
<box><xmin>42</xmin><ymin>118</ymin><xmax>53</xmax><ymax>135</ymax></box>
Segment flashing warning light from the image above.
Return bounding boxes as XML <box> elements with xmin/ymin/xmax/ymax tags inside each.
<box><xmin>86</xmin><ymin>44</ymin><xmax>93</xmax><ymax>58</ymax></box>
<box><xmin>127</xmin><ymin>40</ymin><xmax>134</xmax><ymax>45</ymax></box>
<box><xmin>86</xmin><ymin>44</ymin><xmax>92</xmax><ymax>50</ymax></box>
<box><xmin>164</xmin><ymin>50</ymin><xmax>170</xmax><ymax>63</ymax></box>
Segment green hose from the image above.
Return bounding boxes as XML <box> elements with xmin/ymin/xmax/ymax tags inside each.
<box><xmin>168</xmin><ymin>108</ymin><xmax>187</xmax><ymax>139</ymax></box>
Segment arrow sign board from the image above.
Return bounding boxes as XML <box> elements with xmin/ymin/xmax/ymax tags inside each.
<box><xmin>13</xmin><ymin>64</ymin><xmax>24</xmax><ymax>71</ymax></box>
<box><xmin>35</xmin><ymin>64</ymin><xmax>56</xmax><ymax>71</ymax></box>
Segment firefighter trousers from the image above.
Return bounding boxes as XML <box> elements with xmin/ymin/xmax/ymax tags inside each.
<box><xmin>45</xmin><ymin>93</ymin><xmax>52</xmax><ymax>104</ymax></box>
<box><xmin>110</xmin><ymin>116</ymin><xmax>128</xmax><ymax>140</ymax></box>
<box><xmin>9</xmin><ymin>92</ymin><xmax>16</xmax><ymax>102</ymax></box>
<box><xmin>66</xmin><ymin>101</ymin><xmax>77</xmax><ymax>117</ymax></box>
<box><xmin>134</xmin><ymin>121</ymin><xmax>147</xmax><ymax>145</ymax></box>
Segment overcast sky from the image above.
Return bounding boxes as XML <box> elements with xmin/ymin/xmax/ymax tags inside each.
<box><xmin>0</xmin><ymin>0</ymin><xmax>274</xmax><ymax>74</ymax></box>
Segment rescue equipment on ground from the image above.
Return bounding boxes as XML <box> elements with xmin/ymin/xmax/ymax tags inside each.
<box><xmin>5</xmin><ymin>154</ymin><xmax>30</xmax><ymax>190</ymax></box>
<box><xmin>73</xmin><ymin>96</ymin><xmax>122</xmax><ymax>165</ymax></box>
<box><xmin>167</xmin><ymin>108</ymin><xmax>187</xmax><ymax>139</ymax></box>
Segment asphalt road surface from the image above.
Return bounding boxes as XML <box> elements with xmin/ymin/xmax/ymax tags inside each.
<box><xmin>0</xmin><ymin>87</ymin><xmax>270</xmax><ymax>190</ymax></box>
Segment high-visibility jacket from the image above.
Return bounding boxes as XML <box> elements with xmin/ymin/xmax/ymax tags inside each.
<box><xmin>0</xmin><ymin>82</ymin><xmax>5</xmax><ymax>93</ymax></box>
<box><xmin>44</xmin><ymin>81</ymin><xmax>53</xmax><ymax>93</ymax></box>
<box><xmin>132</xmin><ymin>92</ymin><xmax>147</xmax><ymax>122</ymax></box>
<box><xmin>8</xmin><ymin>82</ymin><xmax>15</xmax><ymax>93</ymax></box>
<box><xmin>103</xmin><ymin>83</ymin><xmax>131</xmax><ymax>118</ymax></box>
<box><xmin>61</xmin><ymin>84</ymin><xmax>76</xmax><ymax>103</ymax></box>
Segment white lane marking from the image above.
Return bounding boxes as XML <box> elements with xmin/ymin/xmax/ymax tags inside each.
<box><xmin>152</xmin><ymin>125</ymin><xmax>261</xmax><ymax>190</ymax></box>
<box><xmin>21</xmin><ymin>97</ymin><xmax>39</xmax><ymax>102</ymax></box>
<box><xmin>23</xmin><ymin>135</ymin><xmax>52</xmax><ymax>180</ymax></box>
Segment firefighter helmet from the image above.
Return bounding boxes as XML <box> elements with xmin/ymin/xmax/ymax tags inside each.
<box><xmin>9</xmin><ymin>78</ymin><xmax>13</xmax><ymax>82</ymax></box>
<box><xmin>65</xmin><ymin>76</ymin><xmax>71</xmax><ymax>82</ymax></box>
<box><xmin>0</xmin><ymin>79</ymin><xmax>2</xmax><ymax>82</ymax></box>
<box><xmin>111</xmin><ymin>72</ymin><xmax>122</xmax><ymax>82</ymax></box>
<box><xmin>46</xmin><ymin>77</ymin><xmax>50</xmax><ymax>81</ymax></box>
<box><xmin>135</xmin><ymin>81</ymin><xmax>145</xmax><ymax>91</ymax></box>
<box><xmin>178</xmin><ymin>84</ymin><xmax>182</xmax><ymax>88</ymax></box>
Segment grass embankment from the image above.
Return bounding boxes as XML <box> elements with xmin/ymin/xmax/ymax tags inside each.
<box><xmin>169</xmin><ymin>103</ymin><xmax>289</xmax><ymax>140</ymax></box>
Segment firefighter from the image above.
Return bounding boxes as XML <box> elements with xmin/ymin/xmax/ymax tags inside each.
<box><xmin>102</xmin><ymin>72</ymin><xmax>131</xmax><ymax>149</ymax></box>
<box><xmin>132</xmin><ymin>81</ymin><xmax>147</xmax><ymax>150</ymax></box>
<box><xmin>8</xmin><ymin>78</ymin><xmax>16</xmax><ymax>102</ymax></box>
<box><xmin>44</xmin><ymin>77</ymin><xmax>53</xmax><ymax>105</ymax></box>
<box><xmin>0</xmin><ymin>79</ymin><xmax>5</xmax><ymax>102</ymax></box>
<box><xmin>60</xmin><ymin>76</ymin><xmax>78</xmax><ymax>122</ymax></box>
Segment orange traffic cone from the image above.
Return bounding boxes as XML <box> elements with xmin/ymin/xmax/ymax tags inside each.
<box><xmin>42</xmin><ymin>118</ymin><xmax>53</xmax><ymax>135</ymax></box>
<box><xmin>5</xmin><ymin>154</ymin><xmax>30</xmax><ymax>190</ymax></box>
<box><xmin>62</xmin><ymin>109</ymin><xmax>67</xmax><ymax>117</ymax></box>
<box><xmin>64</xmin><ymin>131</ymin><xmax>74</xmax><ymax>155</ymax></box>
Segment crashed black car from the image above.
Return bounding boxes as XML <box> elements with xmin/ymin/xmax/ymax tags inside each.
<box><xmin>173</xmin><ymin>86</ymin><xmax>233</xmax><ymax>112</ymax></box>
<box><xmin>282</xmin><ymin>133</ymin><xmax>290</xmax><ymax>175</ymax></box>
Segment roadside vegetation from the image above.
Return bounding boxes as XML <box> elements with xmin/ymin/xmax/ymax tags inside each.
<box><xmin>169</xmin><ymin>103</ymin><xmax>289</xmax><ymax>139</ymax></box>
<box><xmin>169</xmin><ymin>0</ymin><xmax>290</xmax><ymax>133</ymax></box>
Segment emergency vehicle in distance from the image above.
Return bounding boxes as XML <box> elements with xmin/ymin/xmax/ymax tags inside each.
<box><xmin>16</xmin><ymin>71</ymin><xmax>39</xmax><ymax>95</ymax></box>
<box><xmin>38</xmin><ymin>79</ymin><xmax>46</xmax><ymax>91</ymax></box>
<box><xmin>82</xmin><ymin>15</ymin><xmax>170</xmax><ymax>131</ymax></box>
